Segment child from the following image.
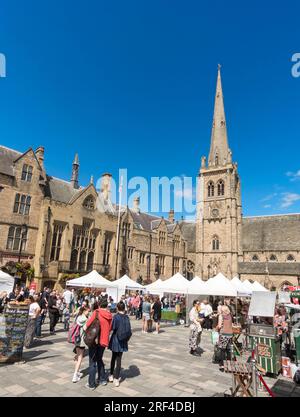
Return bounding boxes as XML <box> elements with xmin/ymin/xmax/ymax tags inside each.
<box><xmin>63</xmin><ymin>305</ymin><xmax>70</xmax><ymax>331</ymax></box>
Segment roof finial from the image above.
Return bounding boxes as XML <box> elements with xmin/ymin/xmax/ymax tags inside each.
<box><xmin>218</xmin><ymin>63</ymin><xmax>222</xmax><ymax>71</ymax></box>
<box><xmin>90</xmin><ymin>175</ymin><xmax>94</xmax><ymax>185</ymax></box>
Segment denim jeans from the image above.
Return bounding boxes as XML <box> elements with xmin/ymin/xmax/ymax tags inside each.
<box><xmin>35</xmin><ymin>315</ymin><xmax>43</xmax><ymax>337</ymax></box>
<box><xmin>88</xmin><ymin>345</ymin><xmax>106</xmax><ymax>387</ymax></box>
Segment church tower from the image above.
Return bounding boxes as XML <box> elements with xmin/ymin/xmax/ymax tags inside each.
<box><xmin>196</xmin><ymin>66</ymin><xmax>242</xmax><ymax>279</ymax></box>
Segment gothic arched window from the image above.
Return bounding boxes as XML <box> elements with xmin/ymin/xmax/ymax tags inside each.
<box><xmin>212</xmin><ymin>235</ymin><xmax>220</xmax><ymax>251</ymax></box>
<box><xmin>217</xmin><ymin>180</ymin><xmax>225</xmax><ymax>196</ymax></box>
<box><xmin>215</xmin><ymin>154</ymin><xmax>219</xmax><ymax>166</ymax></box>
<box><xmin>252</xmin><ymin>254</ymin><xmax>260</xmax><ymax>262</ymax></box>
<box><xmin>208</xmin><ymin>181</ymin><xmax>214</xmax><ymax>197</ymax></box>
<box><xmin>287</xmin><ymin>254</ymin><xmax>295</xmax><ymax>262</ymax></box>
<box><xmin>83</xmin><ymin>195</ymin><xmax>95</xmax><ymax>210</ymax></box>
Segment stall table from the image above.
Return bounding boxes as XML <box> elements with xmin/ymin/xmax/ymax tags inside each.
<box><xmin>224</xmin><ymin>360</ymin><xmax>253</xmax><ymax>397</ymax></box>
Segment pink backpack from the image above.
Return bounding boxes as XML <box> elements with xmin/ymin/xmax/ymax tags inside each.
<box><xmin>68</xmin><ymin>322</ymin><xmax>80</xmax><ymax>344</ymax></box>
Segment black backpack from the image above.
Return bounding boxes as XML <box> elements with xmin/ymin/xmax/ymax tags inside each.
<box><xmin>84</xmin><ymin>311</ymin><xmax>101</xmax><ymax>348</ymax></box>
<box><xmin>116</xmin><ymin>314</ymin><xmax>132</xmax><ymax>342</ymax></box>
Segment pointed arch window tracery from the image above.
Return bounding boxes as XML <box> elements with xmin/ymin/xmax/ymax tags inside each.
<box><xmin>208</xmin><ymin>181</ymin><xmax>214</xmax><ymax>197</ymax></box>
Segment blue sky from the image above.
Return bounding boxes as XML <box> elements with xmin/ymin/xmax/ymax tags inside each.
<box><xmin>1</xmin><ymin>0</ymin><xmax>300</xmax><ymax>218</ymax></box>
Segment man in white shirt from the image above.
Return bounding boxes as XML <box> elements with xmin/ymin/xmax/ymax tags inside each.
<box><xmin>63</xmin><ymin>289</ymin><xmax>72</xmax><ymax>309</ymax></box>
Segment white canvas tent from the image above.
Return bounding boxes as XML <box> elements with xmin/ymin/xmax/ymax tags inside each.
<box><xmin>251</xmin><ymin>281</ymin><xmax>269</xmax><ymax>292</ymax></box>
<box><xmin>159</xmin><ymin>273</ymin><xmax>191</xmax><ymax>294</ymax></box>
<box><xmin>114</xmin><ymin>275</ymin><xmax>145</xmax><ymax>291</ymax></box>
<box><xmin>231</xmin><ymin>276</ymin><xmax>252</xmax><ymax>297</ymax></box>
<box><xmin>145</xmin><ymin>279</ymin><xmax>164</xmax><ymax>296</ymax></box>
<box><xmin>242</xmin><ymin>279</ymin><xmax>254</xmax><ymax>294</ymax></box>
<box><xmin>204</xmin><ymin>273</ymin><xmax>237</xmax><ymax>297</ymax></box>
<box><xmin>187</xmin><ymin>276</ymin><xmax>207</xmax><ymax>295</ymax></box>
<box><xmin>66</xmin><ymin>270</ymin><xmax>117</xmax><ymax>288</ymax></box>
<box><xmin>0</xmin><ymin>270</ymin><xmax>14</xmax><ymax>293</ymax></box>
<box><xmin>113</xmin><ymin>275</ymin><xmax>145</xmax><ymax>301</ymax></box>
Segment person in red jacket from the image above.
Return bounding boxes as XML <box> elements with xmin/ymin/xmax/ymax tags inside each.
<box><xmin>85</xmin><ymin>299</ymin><xmax>112</xmax><ymax>390</ymax></box>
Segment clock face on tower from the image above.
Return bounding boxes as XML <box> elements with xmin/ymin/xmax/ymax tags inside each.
<box><xmin>212</xmin><ymin>208</ymin><xmax>219</xmax><ymax>218</ymax></box>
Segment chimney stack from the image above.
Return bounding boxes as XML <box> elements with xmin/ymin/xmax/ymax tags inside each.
<box><xmin>168</xmin><ymin>209</ymin><xmax>175</xmax><ymax>223</ymax></box>
<box><xmin>101</xmin><ymin>173</ymin><xmax>112</xmax><ymax>201</ymax></box>
<box><xmin>35</xmin><ymin>146</ymin><xmax>45</xmax><ymax>169</ymax></box>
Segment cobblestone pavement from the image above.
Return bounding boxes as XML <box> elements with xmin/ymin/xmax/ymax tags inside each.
<box><xmin>0</xmin><ymin>318</ymin><xmax>299</xmax><ymax>397</ymax></box>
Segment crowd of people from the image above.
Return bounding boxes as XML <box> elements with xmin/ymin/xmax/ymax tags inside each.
<box><xmin>1</xmin><ymin>283</ymin><xmax>293</xmax><ymax>390</ymax></box>
<box><xmin>188</xmin><ymin>297</ymin><xmax>251</xmax><ymax>372</ymax></box>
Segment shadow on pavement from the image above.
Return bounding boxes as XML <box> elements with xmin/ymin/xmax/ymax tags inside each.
<box><xmin>22</xmin><ymin>350</ymin><xmax>61</xmax><ymax>362</ymax></box>
<box><xmin>121</xmin><ymin>365</ymin><xmax>141</xmax><ymax>380</ymax></box>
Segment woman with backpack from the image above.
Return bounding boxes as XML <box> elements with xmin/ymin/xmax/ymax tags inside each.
<box><xmin>72</xmin><ymin>306</ymin><xmax>89</xmax><ymax>383</ymax></box>
<box><xmin>84</xmin><ymin>299</ymin><xmax>112</xmax><ymax>390</ymax></box>
<box><xmin>108</xmin><ymin>301</ymin><xmax>132</xmax><ymax>387</ymax></box>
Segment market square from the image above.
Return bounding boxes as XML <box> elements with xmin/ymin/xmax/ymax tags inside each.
<box><xmin>1</xmin><ymin>0</ymin><xmax>300</xmax><ymax>402</ymax></box>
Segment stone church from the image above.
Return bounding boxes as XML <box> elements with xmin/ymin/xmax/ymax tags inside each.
<box><xmin>0</xmin><ymin>68</ymin><xmax>300</xmax><ymax>290</ymax></box>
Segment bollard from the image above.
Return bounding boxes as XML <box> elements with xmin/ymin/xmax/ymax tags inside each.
<box><xmin>230</xmin><ymin>343</ymin><xmax>236</xmax><ymax>394</ymax></box>
<box><xmin>251</xmin><ymin>358</ymin><xmax>258</xmax><ymax>397</ymax></box>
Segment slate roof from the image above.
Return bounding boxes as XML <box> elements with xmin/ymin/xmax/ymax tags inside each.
<box><xmin>180</xmin><ymin>221</ymin><xmax>196</xmax><ymax>252</ymax></box>
<box><xmin>44</xmin><ymin>176</ymin><xmax>82</xmax><ymax>203</ymax></box>
<box><xmin>242</xmin><ymin>214</ymin><xmax>300</xmax><ymax>252</ymax></box>
<box><xmin>129</xmin><ymin>211</ymin><xmax>167</xmax><ymax>232</ymax></box>
<box><xmin>238</xmin><ymin>262</ymin><xmax>300</xmax><ymax>275</ymax></box>
<box><xmin>0</xmin><ymin>145</ymin><xmax>22</xmax><ymax>176</ymax></box>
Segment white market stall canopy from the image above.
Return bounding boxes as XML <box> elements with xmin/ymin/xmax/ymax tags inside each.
<box><xmin>241</xmin><ymin>279</ymin><xmax>254</xmax><ymax>294</ymax></box>
<box><xmin>66</xmin><ymin>270</ymin><xmax>117</xmax><ymax>288</ymax></box>
<box><xmin>114</xmin><ymin>275</ymin><xmax>145</xmax><ymax>290</ymax></box>
<box><xmin>146</xmin><ymin>279</ymin><xmax>163</xmax><ymax>294</ymax></box>
<box><xmin>159</xmin><ymin>273</ymin><xmax>191</xmax><ymax>294</ymax></box>
<box><xmin>251</xmin><ymin>281</ymin><xmax>269</xmax><ymax>292</ymax></box>
<box><xmin>187</xmin><ymin>276</ymin><xmax>208</xmax><ymax>295</ymax></box>
<box><xmin>0</xmin><ymin>270</ymin><xmax>14</xmax><ymax>293</ymax></box>
<box><xmin>204</xmin><ymin>273</ymin><xmax>237</xmax><ymax>297</ymax></box>
<box><xmin>231</xmin><ymin>276</ymin><xmax>252</xmax><ymax>297</ymax></box>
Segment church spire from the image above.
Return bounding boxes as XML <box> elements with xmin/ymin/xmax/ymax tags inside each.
<box><xmin>71</xmin><ymin>153</ymin><xmax>79</xmax><ymax>189</ymax></box>
<box><xmin>208</xmin><ymin>65</ymin><xmax>231</xmax><ymax>167</ymax></box>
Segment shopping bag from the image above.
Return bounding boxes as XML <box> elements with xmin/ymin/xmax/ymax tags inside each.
<box><xmin>211</xmin><ymin>330</ymin><xmax>219</xmax><ymax>345</ymax></box>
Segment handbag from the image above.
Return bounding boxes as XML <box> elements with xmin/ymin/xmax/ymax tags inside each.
<box><xmin>212</xmin><ymin>345</ymin><xmax>223</xmax><ymax>363</ymax></box>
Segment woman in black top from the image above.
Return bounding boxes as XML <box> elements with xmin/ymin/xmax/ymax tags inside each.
<box><xmin>151</xmin><ymin>296</ymin><xmax>162</xmax><ymax>334</ymax></box>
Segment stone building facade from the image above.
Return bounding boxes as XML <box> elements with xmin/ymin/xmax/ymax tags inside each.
<box><xmin>194</xmin><ymin>66</ymin><xmax>300</xmax><ymax>289</ymax></box>
<box><xmin>1</xmin><ymin>67</ymin><xmax>300</xmax><ymax>290</ymax></box>
<box><xmin>0</xmin><ymin>148</ymin><xmax>190</xmax><ymax>290</ymax></box>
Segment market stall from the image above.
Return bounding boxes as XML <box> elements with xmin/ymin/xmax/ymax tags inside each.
<box><xmin>66</xmin><ymin>270</ymin><xmax>117</xmax><ymax>289</ymax></box>
<box><xmin>251</xmin><ymin>281</ymin><xmax>269</xmax><ymax>292</ymax></box>
<box><xmin>248</xmin><ymin>291</ymin><xmax>281</xmax><ymax>376</ymax></box>
<box><xmin>158</xmin><ymin>273</ymin><xmax>192</xmax><ymax>323</ymax></box>
<box><xmin>145</xmin><ymin>278</ymin><xmax>163</xmax><ymax>297</ymax></box>
<box><xmin>112</xmin><ymin>274</ymin><xmax>145</xmax><ymax>301</ymax></box>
